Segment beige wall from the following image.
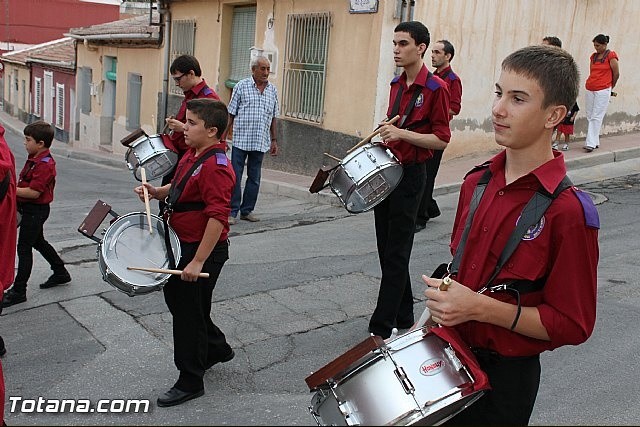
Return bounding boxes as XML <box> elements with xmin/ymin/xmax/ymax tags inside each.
<box><xmin>76</xmin><ymin>45</ymin><xmax>162</xmax><ymax>154</ymax></box>
<box><xmin>2</xmin><ymin>63</ymin><xmax>30</xmax><ymax>116</ymax></box>
<box><xmin>408</xmin><ymin>0</ymin><xmax>640</xmax><ymax>160</ymax></box>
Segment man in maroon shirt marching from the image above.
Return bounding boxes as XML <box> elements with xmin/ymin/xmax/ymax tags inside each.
<box><xmin>416</xmin><ymin>39</ymin><xmax>463</xmax><ymax>232</ymax></box>
<box><xmin>368</xmin><ymin>21</ymin><xmax>451</xmax><ymax>340</ymax></box>
<box><xmin>422</xmin><ymin>45</ymin><xmax>599</xmax><ymax>425</ymax></box>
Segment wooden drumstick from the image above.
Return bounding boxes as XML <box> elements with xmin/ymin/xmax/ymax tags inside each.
<box><xmin>127</xmin><ymin>266</ymin><xmax>210</xmax><ymax>278</ymax></box>
<box><xmin>346</xmin><ymin>115</ymin><xmax>400</xmax><ymax>154</ymax></box>
<box><xmin>140</xmin><ymin>167</ymin><xmax>153</xmax><ymax>234</ymax></box>
<box><xmin>323</xmin><ymin>152</ymin><xmax>342</xmax><ymax>162</ymax></box>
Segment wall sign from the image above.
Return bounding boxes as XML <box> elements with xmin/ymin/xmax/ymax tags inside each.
<box><xmin>349</xmin><ymin>0</ymin><xmax>378</xmax><ymax>14</ymax></box>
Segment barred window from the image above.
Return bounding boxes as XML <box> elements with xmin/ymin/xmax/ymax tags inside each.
<box><xmin>55</xmin><ymin>83</ymin><xmax>64</xmax><ymax>128</ymax></box>
<box><xmin>169</xmin><ymin>19</ymin><xmax>195</xmax><ymax>95</ymax></box>
<box><xmin>225</xmin><ymin>5</ymin><xmax>256</xmax><ymax>89</ymax></box>
<box><xmin>282</xmin><ymin>12</ymin><xmax>331</xmax><ymax>124</ymax></box>
<box><xmin>34</xmin><ymin>77</ymin><xmax>42</xmax><ymax>117</ymax></box>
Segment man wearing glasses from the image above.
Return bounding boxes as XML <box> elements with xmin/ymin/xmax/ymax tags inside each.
<box><xmin>162</xmin><ymin>55</ymin><xmax>220</xmax><ymax>189</ymax></box>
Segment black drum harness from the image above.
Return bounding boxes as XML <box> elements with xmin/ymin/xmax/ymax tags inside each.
<box><xmin>438</xmin><ymin>164</ymin><xmax>573</xmax><ymax>331</ymax></box>
<box><xmin>161</xmin><ymin>148</ymin><xmax>225</xmax><ymax>270</ymax></box>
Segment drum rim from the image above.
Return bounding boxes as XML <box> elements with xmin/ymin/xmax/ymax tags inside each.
<box><xmin>98</xmin><ymin>212</ymin><xmax>181</xmax><ymax>288</ymax></box>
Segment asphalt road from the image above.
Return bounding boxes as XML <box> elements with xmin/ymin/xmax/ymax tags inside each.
<box><xmin>1</xmin><ymin>123</ymin><xmax>640</xmax><ymax>426</ymax></box>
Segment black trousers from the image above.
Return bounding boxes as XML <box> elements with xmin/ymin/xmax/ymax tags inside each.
<box><xmin>417</xmin><ymin>149</ymin><xmax>443</xmax><ymax>226</ymax></box>
<box><xmin>444</xmin><ymin>350</ymin><xmax>541</xmax><ymax>426</ymax></box>
<box><xmin>14</xmin><ymin>203</ymin><xmax>66</xmax><ymax>290</ymax></box>
<box><xmin>162</xmin><ymin>239</ymin><xmax>231</xmax><ymax>392</ymax></box>
<box><xmin>369</xmin><ymin>162</ymin><xmax>426</xmax><ymax>338</ymax></box>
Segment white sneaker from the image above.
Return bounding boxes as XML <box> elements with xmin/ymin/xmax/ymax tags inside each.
<box><xmin>561</xmin><ymin>144</ymin><xmax>569</xmax><ymax>151</ymax></box>
<box><xmin>228</xmin><ymin>216</ymin><xmax>236</xmax><ymax>225</ymax></box>
<box><xmin>552</xmin><ymin>142</ymin><xmax>559</xmax><ymax>150</ymax></box>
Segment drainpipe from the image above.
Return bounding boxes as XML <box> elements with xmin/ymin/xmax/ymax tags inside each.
<box><xmin>408</xmin><ymin>0</ymin><xmax>415</xmax><ymax>21</ymax></box>
<box><xmin>158</xmin><ymin>0</ymin><xmax>171</xmax><ymax>132</ymax></box>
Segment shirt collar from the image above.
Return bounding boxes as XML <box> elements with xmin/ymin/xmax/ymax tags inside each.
<box><xmin>29</xmin><ymin>149</ymin><xmax>51</xmax><ymax>161</ymax></box>
<box><xmin>435</xmin><ymin>65</ymin><xmax>452</xmax><ymax>78</ymax></box>
<box><xmin>185</xmin><ymin>79</ymin><xmax>208</xmax><ymax>96</ymax></box>
<box><xmin>488</xmin><ymin>150</ymin><xmax>567</xmax><ymax>194</ymax></box>
<box><xmin>397</xmin><ymin>63</ymin><xmax>430</xmax><ymax>89</ymax></box>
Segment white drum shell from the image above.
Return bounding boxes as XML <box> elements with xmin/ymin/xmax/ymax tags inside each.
<box><xmin>125</xmin><ymin>134</ymin><xmax>178</xmax><ymax>182</ymax></box>
<box><xmin>329</xmin><ymin>143</ymin><xmax>403</xmax><ymax>213</ymax></box>
<box><xmin>97</xmin><ymin>212</ymin><xmax>181</xmax><ymax>296</ymax></box>
<box><xmin>310</xmin><ymin>329</ymin><xmax>483</xmax><ymax>426</ymax></box>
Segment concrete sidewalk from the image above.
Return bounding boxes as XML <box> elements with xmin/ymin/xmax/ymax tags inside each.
<box><xmin>1</xmin><ymin>110</ymin><xmax>639</xmax><ymax>206</ymax></box>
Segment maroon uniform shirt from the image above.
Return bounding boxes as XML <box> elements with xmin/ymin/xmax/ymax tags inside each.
<box><xmin>450</xmin><ymin>150</ymin><xmax>599</xmax><ymax>356</ymax></box>
<box><xmin>383</xmin><ymin>64</ymin><xmax>451</xmax><ymax>164</ymax></box>
<box><xmin>17</xmin><ymin>148</ymin><xmax>56</xmax><ymax>205</ymax></box>
<box><xmin>167</xmin><ymin>79</ymin><xmax>220</xmax><ymax>155</ymax></box>
<box><xmin>435</xmin><ymin>65</ymin><xmax>462</xmax><ymax>119</ymax></box>
<box><xmin>168</xmin><ymin>142</ymin><xmax>235</xmax><ymax>243</ymax></box>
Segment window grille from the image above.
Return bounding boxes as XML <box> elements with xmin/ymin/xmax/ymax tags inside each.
<box><xmin>282</xmin><ymin>12</ymin><xmax>331</xmax><ymax>124</ymax></box>
<box><xmin>126</xmin><ymin>73</ymin><xmax>142</xmax><ymax>130</ymax></box>
<box><xmin>226</xmin><ymin>6</ymin><xmax>256</xmax><ymax>88</ymax></box>
<box><xmin>34</xmin><ymin>77</ymin><xmax>42</xmax><ymax>117</ymax></box>
<box><xmin>169</xmin><ymin>19</ymin><xmax>196</xmax><ymax>95</ymax></box>
<box><xmin>55</xmin><ymin>83</ymin><xmax>65</xmax><ymax>129</ymax></box>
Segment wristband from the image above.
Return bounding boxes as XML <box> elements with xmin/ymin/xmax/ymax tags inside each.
<box><xmin>510</xmin><ymin>294</ymin><xmax>522</xmax><ymax>331</ymax></box>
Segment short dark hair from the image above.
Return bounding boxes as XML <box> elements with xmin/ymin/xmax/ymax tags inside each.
<box><xmin>170</xmin><ymin>54</ymin><xmax>202</xmax><ymax>77</ymax></box>
<box><xmin>437</xmin><ymin>39</ymin><xmax>455</xmax><ymax>62</ymax></box>
<box><xmin>592</xmin><ymin>34</ymin><xmax>609</xmax><ymax>44</ymax></box>
<box><xmin>542</xmin><ymin>36</ymin><xmax>562</xmax><ymax>48</ymax></box>
<box><xmin>185</xmin><ymin>99</ymin><xmax>228</xmax><ymax>139</ymax></box>
<box><xmin>501</xmin><ymin>45</ymin><xmax>579</xmax><ymax>110</ymax></box>
<box><xmin>394</xmin><ymin>21</ymin><xmax>430</xmax><ymax>57</ymax></box>
<box><xmin>24</xmin><ymin>120</ymin><xmax>55</xmax><ymax>147</ymax></box>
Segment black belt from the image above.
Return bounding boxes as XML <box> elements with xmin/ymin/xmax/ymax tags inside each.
<box><xmin>471</xmin><ymin>348</ymin><xmax>540</xmax><ymax>363</ymax></box>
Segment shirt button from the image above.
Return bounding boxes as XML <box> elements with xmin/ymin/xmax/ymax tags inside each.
<box><xmin>483</xmin><ymin>226</ymin><xmax>488</xmax><ymax>232</ymax></box>
<box><xmin>498</xmin><ymin>191</ymin><xmax>505</xmax><ymax>196</ymax></box>
<box><xmin>471</xmin><ymin>264</ymin><xmax>477</xmax><ymax>270</ymax></box>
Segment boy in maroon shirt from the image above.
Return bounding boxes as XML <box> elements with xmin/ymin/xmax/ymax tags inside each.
<box><xmin>3</xmin><ymin>121</ymin><xmax>71</xmax><ymax>308</ymax></box>
<box><xmin>135</xmin><ymin>98</ymin><xmax>235</xmax><ymax>408</ymax></box>
<box><xmin>422</xmin><ymin>45</ymin><xmax>598</xmax><ymax>425</ymax></box>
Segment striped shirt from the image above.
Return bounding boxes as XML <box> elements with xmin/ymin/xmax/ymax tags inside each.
<box><xmin>228</xmin><ymin>77</ymin><xmax>279</xmax><ymax>152</ymax></box>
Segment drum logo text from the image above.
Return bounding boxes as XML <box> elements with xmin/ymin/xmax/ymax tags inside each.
<box><xmin>420</xmin><ymin>358</ymin><xmax>445</xmax><ymax>376</ymax></box>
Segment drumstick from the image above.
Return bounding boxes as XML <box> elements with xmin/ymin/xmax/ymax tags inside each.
<box><xmin>346</xmin><ymin>115</ymin><xmax>400</xmax><ymax>154</ymax></box>
<box><xmin>127</xmin><ymin>266</ymin><xmax>210</xmax><ymax>278</ymax></box>
<box><xmin>140</xmin><ymin>167</ymin><xmax>153</xmax><ymax>234</ymax></box>
<box><xmin>323</xmin><ymin>152</ymin><xmax>342</xmax><ymax>162</ymax></box>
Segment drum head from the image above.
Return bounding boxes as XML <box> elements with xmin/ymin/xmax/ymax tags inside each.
<box><xmin>99</xmin><ymin>212</ymin><xmax>180</xmax><ymax>295</ymax></box>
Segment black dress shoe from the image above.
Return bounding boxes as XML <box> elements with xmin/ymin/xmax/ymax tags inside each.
<box><xmin>40</xmin><ymin>271</ymin><xmax>72</xmax><ymax>289</ymax></box>
<box><xmin>206</xmin><ymin>349</ymin><xmax>235</xmax><ymax>370</ymax></box>
<box><xmin>414</xmin><ymin>223</ymin><xmax>426</xmax><ymax>233</ymax></box>
<box><xmin>157</xmin><ymin>387</ymin><xmax>204</xmax><ymax>407</ymax></box>
<box><xmin>2</xmin><ymin>289</ymin><xmax>27</xmax><ymax>308</ymax></box>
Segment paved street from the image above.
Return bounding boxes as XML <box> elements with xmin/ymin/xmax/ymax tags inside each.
<box><xmin>1</xmin><ymin>119</ymin><xmax>640</xmax><ymax>425</ymax></box>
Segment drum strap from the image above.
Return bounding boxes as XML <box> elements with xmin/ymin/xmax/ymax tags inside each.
<box><xmin>162</xmin><ymin>148</ymin><xmax>225</xmax><ymax>269</ymax></box>
<box><xmin>389</xmin><ymin>72</ymin><xmax>433</xmax><ymax>129</ymax></box>
<box><xmin>449</xmin><ymin>166</ymin><xmax>573</xmax><ymax>295</ymax></box>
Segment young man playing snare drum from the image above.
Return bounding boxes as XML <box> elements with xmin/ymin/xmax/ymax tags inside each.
<box><xmin>368</xmin><ymin>21</ymin><xmax>451</xmax><ymax>340</ymax></box>
<box><xmin>422</xmin><ymin>45</ymin><xmax>599</xmax><ymax>425</ymax></box>
<box><xmin>135</xmin><ymin>98</ymin><xmax>235</xmax><ymax>407</ymax></box>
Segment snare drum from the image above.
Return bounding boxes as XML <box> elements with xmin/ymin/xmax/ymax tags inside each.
<box><xmin>329</xmin><ymin>143</ymin><xmax>403</xmax><ymax>213</ymax></box>
<box><xmin>98</xmin><ymin>212</ymin><xmax>180</xmax><ymax>296</ymax></box>
<box><xmin>307</xmin><ymin>328</ymin><xmax>487</xmax><ymax>426</ymax></box>
<box><xmin>124</xmin><ymin>133</ymin><xmax>178</xmax><ymax>182</ymax></box>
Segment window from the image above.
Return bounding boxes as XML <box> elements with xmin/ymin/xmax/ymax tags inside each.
<box><xmin>226</xmin><ymin>6</ymin><xmax>256</xmax><ymax>88</ymax></box>
<box><xmin>169</xmin><ymin>20</ymin><xmax>195</xmax><ymax>95</ymax></box>
<box><xmin>282</xmin><ymin>12</ymin><xmax>331</xmax><ymax>124</ymax></box>
<box><xmin>126</xmin><ymin>73</ymin><xmax>142</xmax><ymax>130</ymax></box>
<box><xmin>34</xmin><ymin>77</ymin><xmax>42</xmax><ymax>117</ymax></box>
<box><xmin>55</xmin><ymin>83</ymin><xmax>65</xmax><ymax>128</ymax></box>
<box><xmin>78</xmin><ymin>67</ymin><xmax>92</xmax><ymax>114</ymax></box>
